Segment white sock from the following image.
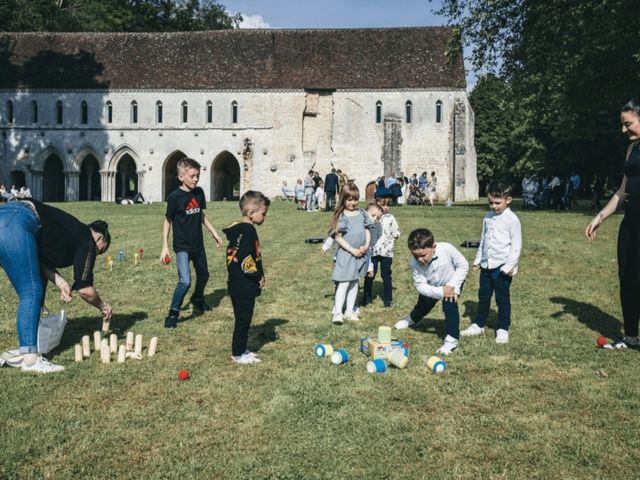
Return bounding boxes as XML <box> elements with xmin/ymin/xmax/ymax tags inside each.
<box><xmin>23</xmin><ymin>353</ymin><xmax>38</xmax><ymax>366</ymax></box>
<box><xmin>344</xmin><ymin>281</ymin><xmax>359</xmax><ymax>315</ymax></box>
<box><xmin>334</xmin><ymin>282</ymin><xmax>349</xmax><ymax>315</ymax></box>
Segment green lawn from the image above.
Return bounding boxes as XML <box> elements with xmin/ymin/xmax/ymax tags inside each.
<box><xmin>1</xmin><ymin>199</ymin><xmax>638</xmax><ymax>480</ymax></box>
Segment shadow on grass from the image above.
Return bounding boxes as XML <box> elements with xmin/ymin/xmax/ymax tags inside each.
<box><xmin>550</xmin><ymin>296</ymin><xmax>622</xmax><ymax>336</ymax></box>
<box><xmin>249</xmin><ymin>317</ymin><xmax>288</xmax><ymax>353</ymax></box>
<box><xmin>57</xmin><ymin>311</ymin><xmax>149</xmax><ymax>353</ymax></box>
<box><xmin>179</xmin><ymin>289</ymin><xmax>228</xmax><ymax>321</ymax></box>
<box><xmin>412</xmin><ymin>315</ymin><xmax>446</xmax><ymax>338</ymax></box>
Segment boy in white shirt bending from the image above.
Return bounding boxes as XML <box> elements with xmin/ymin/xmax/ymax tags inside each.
<box><xmin>394</xmin><ymin>228</ymin><xmax>469</xmax><ymax>355</ymax></box>
<box><xmin>461</xmin><ymin>181</ymin><xmax>522</xmax><ymax>344</ymax></box>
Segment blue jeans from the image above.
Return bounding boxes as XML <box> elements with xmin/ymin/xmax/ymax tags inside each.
<box><xmin>410</xmin><ymin>292</ymin><xmax>461</xmax><ymax>339</ymax></box>
<box><xmin>474</xmin><ymin>267</ymin><xmax>512</xmax><ymax>331</ymax></box>
<box><xmin>169</xmin><ymin>250</ymin><xmax>209</xmax><ymax>313</ymax></box>
<box><xmin>0</xmin><ymin>202</ymin><xmax>43</xmax><ymax>353</ymax></box>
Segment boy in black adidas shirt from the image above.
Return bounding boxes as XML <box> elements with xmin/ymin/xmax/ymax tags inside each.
<box><xmin>161</xmin><ymin>158</ymin><xmax>223</xmax><ymax>328</ymax></box>
<box><xmin>223</xmin><ymin>191</ymin><xmax>270</xmax><ymax>364</ymax></box>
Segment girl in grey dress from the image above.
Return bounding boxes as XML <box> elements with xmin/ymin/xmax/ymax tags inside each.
<box><xmin>328</xmin><ymin>182</ymin><xmax>373</xmax><ymax>324</ymax></box>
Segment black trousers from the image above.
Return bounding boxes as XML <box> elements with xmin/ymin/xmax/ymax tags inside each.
<box><xmin>231</xmin><ymin>295</ymin><xmax>256</xmax><ymax>356</ymax></box>
<box><xmin>618</xmin><ymin>205</ymin><xmax>640</xmax><ymax>337</ymax></box>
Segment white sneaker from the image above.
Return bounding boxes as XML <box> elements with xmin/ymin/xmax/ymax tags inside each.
<box><xmin>436</xmin><ymin>335</ymin><xmax>459</xmax><ymax>355</ymax></box>
<box><xmin>394</xmin><ymin>316</ymin><xmax>415</xmax><ymax>330</ymax></box>
<box><xmin>332</xmin><ymin>313</ymin><xmax>344</xmax><ymax>325</ymax></box>
<box><xmin>21</xmin><ymin>356</ymin><xmax>65</xmax><ymax>373</ymax></box>
<box><xmin>460</xmin><ymin>323</ymin><xmax>485</xmax><ymax>337</ymax></box>
<box><xmin>231</xmin><ymin>352</ymin><xmax>261</xmax><ymax>364</ymax></box>
<box><xmin>344</xmin><ymin>312</ymin><xmax>360</xmax><ymax>322</ymax></box>
<box><xmin>0</xmin><ymin>349</ymin><xmax>23</xmax><ymax>368</ymax></box>
<box><xmin>496</xmin><ymin>329</ymin><xmax>509</xmax><ymax>344</ymax></box>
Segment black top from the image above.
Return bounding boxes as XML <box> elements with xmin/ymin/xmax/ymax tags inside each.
<box><xmin>324</xmin><ymin>172</ymin><xmax>339</xmax><ymax>193</ymax></box>
<box><xmin>30</xmin><ymin>199</ymin><xmax>96</xmax><ymax>290</ymax></box>
<box><xmin>165</xmin><ymin>187</ymin><xmax>206</xmax><ymax>253</ymax></box>
<box><xmin>223</xmin><ymin>222</ymin><xmax>264</xmax><ymax>297</ymax></box>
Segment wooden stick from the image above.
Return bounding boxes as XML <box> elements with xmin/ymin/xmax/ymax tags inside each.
<box><xmin>100</xmin><ymin>339</ymin><xmax>109</xmax><ymax>363</ymax></box>
<box><xmin>126</xmin><ymin>331</ymin><xmax>134</xmax><ymax>351</ymax></box>
<box><xmin>74</xmin><ymin>344</ymin><xmax>83</xmax><ymax>362</ymax></box>
<box><xmin>117</xmin><ymin>345</ymin><xmax>126</xmax><ymax>363</ymax></box>
<box><xmin>102</xmin><ymin>318</ymin><xmax>110</xmax><ymax>332</ymax></box>
<box><xmin>134</xmin><ymin>334</ymin><xmax>143</xmax><ymax>356</ymax></box>
<box><xmin>81</xmin><ymin>335</ymin><xmax>91</xmax><ymax>357</ymax></box>
<box><xmin>110</xmin><ymin>334</ymin><xmax>118</xmax><ymax>353</ymax></box>
<box><xmin>93</xmin><ymin>331</ymin><xmax>102</xmax><ymax>351</ymax></box>
<box><xmin>148</xmin><ymin>337</ymin><xmax>158</xmax><ymax>357</ymax></box>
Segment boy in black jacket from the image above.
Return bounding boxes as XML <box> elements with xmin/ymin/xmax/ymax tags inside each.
<box><xmin>223</xmin><ymin>191</ymin><xmax>270</xmax><ymax>364</ymax></box>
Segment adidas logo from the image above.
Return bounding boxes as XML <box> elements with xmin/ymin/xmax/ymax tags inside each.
<box><xmin>185</xmin><ymin>198</ymin><xmax>200</xmax><ymax>215</ymax></box>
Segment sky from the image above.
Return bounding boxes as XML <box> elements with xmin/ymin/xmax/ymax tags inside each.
<box><xmin>221</xmin><ymin>0</ymin><xmax>477</xmax><ymax>88</ymax></box>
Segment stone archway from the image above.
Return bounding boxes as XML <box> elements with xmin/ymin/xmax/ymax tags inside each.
<box><xmin>79</xmin><ymin>154</ymin><xmax>101</xmax><ymax>201</ymax></box>
<box><xmin>211</xmin><ymin>152</ymin><xmax>240</xmax><ymax>201</ymax></box>
<box><xmin>365</xmin><ymin>181</ymin><xmax>377</xmax><ymax>201</ymax></box>
<box><xmin>163</xmin><ymin>151</ymin><xmax>186</xmax><ymax>200</ymax></box>
<box><xmin>115</xmin><ymin>154</ymin><xmax>138</xmax><ymax>201</ymax></box>
<box><xmin>43</xmin><ymin>154</ymin><xmax>65</xmax><ymax>202</ymax></box>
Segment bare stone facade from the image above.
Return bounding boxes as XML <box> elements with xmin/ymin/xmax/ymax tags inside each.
<box><xmin>0</xmin><ymin>28</ymin><xmax>478</xmax><ymax>202</ymax></box>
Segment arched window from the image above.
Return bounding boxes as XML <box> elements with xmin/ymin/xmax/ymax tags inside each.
<box><xmin>405</xmin><ymin>100</ymin><xmax>412</xmax><ymax>124</ymax></box>
<box><xmin>206</xmin><ymin>100</ymin><xmax>213</xmax><ymax>124</ymax></box>
<box><xmin>56</xmin><ymin>100</ymin><xmax>63</xmax><ymax>124</ymax></box>
<box><xmin>31</xmin><ymin>101</ymin><xmax>38</xmax><ymax>124</ymax></box>
<box><xmin>156</xmin><ymin>101</ymin><xmax>163</xmax><ymax>124</ymax></box>
<box><xmin>106</xmin><ymin>101</ymin><xmax>113</xmax><ymax>123</ymax></box>
<box><xmin>231</xmin><ymin>100</ymin><xmax>238</xmax><ymax>124</ymax></box>
<box><xmin>81</xmin><ymin>100</ymin><xmax>88</xmax><ymax>124</ymax></box>
<box><xmin>131</xmin><ymin>100</ymin><xmax>138</xmax><ymax>124</ymax></box>
<box><xmin>181</xmin><ymin>101</ymin><xmax>188</xmax><ymax>124</ymax></box>
<box><xmin>436</xmin><ymin>100</ymin><xmax>443</xmax><ymax>124</ymax></box>
<box><xmin>376</xmin><ymin>101</ymin><xmax>382</xmax><ymax>124</ymax></box>
<box><xmin>6</xmin><ymin>100</ymin><xmax>14</xmax><ymax>124</ymax></box>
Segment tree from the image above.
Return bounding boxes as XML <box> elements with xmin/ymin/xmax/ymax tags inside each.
<box><xmin>435</xmin><ymin>0</ymin><xmax>640</xmax><ymax>177</ymax></box>
<box><xmin>0</xmin><ymin>0</ymin><xmax>242</xmax><ymax>32</ymax></box>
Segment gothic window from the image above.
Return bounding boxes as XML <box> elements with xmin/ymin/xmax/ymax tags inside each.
<box><xmin>206</xmin><ymin>101</ymin><xmax>213</xmax><ymax>123</ymax></box>
<box><xmin>131</xmin><ymin>100</ymin><xmax>138</xmax><ymax>124</ymax></box>
<box><xmin>231</xmin><ymin>100</ymin><xmax>238</xmax><ymax>124</ymax></box>
<box><xmin>81</xmin><ymin>100</ymin><xmax>88</xmax><ymax>124</ymax></box>
<box><xmin>106</xmin><ymin>101</ymin><xmax>113</xmax><ymax>124</ymax></box>
<box><xmin>182</xmin><ymin>101</ymin><xmax>188</xmax><ymax>124</ymax></box>
<box><xmin>156</xmin><ymin>101</ymin><xmax>163</xmax><ymax>124</ymax></box>
<box><xmin>56</xmin><ymin>100</ymin><xmax>63</xmax><ymax>124</ymax></box>
<box><xmin>31</xmin><ymin>101</ymin><xmax>38</xmax><ymax>123</ymax></box>
<box><xmin>376</xmin><ymin>101</ymin><xmax>382</xmax><ymax>124</ymax></box>
<box><xmin>6</xmin><ymin>100</ymin><xmax>14</xmax><ymax>124</ymax></box>
<box><xmin>405</xmin><ymin>100</ymin><xmax>412</xmax><ymax>123</ymax></box>
<box><xmin>436</xmin><ymin>100</ymin><xmax>443</xmax><ymax>124</ymax></box>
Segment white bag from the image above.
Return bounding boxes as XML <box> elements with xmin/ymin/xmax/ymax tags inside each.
<box><xmin>37</xmin><ymin>309</ymin><xmax>67</xmax><ymax>354</ymax></box>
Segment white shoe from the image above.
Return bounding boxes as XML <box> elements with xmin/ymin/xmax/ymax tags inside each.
<box><xmin>344</xmin><ymin>313</ymin><xmax>360</xmax><ymax>322</ymax></box>
<box><xmin>231</xmin><ymin>352</ymin><xmax>261</xmax><ymax>364</ymax></box>
<box><xmin>0</xmin><ymin>349</ymin><xmax>23</xmax><ymax>368</ymax></box>
<box><xmin>332</xmin><ymin>313</ymin><xmax>344</xmax><ymax>325</ymax></box>
<box><xmin>394</xmin><ymin>316</ymin><xmax>415</xmax><ymax>330</ymax></box>
<box><xmin>436</xmin><ymin>335</ymin><xmax>459</xmax><ymax>355</ymax></box>
<box><xmin>460</xmin><ymin>323</ymin><xmax>485</xmax><ymax>337</ymax></box>
<box><xmin>21</xmin><ymin>356</ymin><xmax>65</xmax><ymax>373</ymax></box>
<box><xmin>496</xmin><ymin>329</ymin><xmax>509</xmax><ymax>344</ymax></box>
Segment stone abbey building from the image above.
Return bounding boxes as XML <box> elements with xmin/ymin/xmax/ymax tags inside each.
<box><xmin>0</xmin><ymin>27</ymin><xmax>477</xmax><ymax>202</ymax></box>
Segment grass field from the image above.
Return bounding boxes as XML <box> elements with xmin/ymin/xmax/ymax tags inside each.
<box><xmin>1</xmin><ymin>198</ymin><xmax>639</xmax><ymax>480</ymax></box>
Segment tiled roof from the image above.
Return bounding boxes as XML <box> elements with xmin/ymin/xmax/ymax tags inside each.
<box><xmin>0</xmin><ymin>27</ymin><xmax>465</xmax><ymax>90</ymax></box>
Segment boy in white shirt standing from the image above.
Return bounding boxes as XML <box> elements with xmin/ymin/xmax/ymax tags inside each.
<box><xmin>394</xmin><ymin>228</ymin><xmax>469</xmax><ymax>355</ymax></box>
<box><xmin>461</xmin><ymin>181</ymin><xmax>522</xmax><ymax>343</ymax></box>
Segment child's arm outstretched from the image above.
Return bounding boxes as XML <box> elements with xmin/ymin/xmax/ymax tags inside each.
<box><xmin>160</xmin><ymin>218</ymin><xmax>172</xmax><ymax>262</ymax></box>
<box><xmin>202</xmin><ymin>211</ymin><xmax>223</xmax><ymax>246</ymax></box>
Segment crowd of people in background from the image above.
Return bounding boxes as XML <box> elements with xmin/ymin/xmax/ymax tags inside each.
<box><xmin>281</xmin><ymin>169</ymin><xmax>440</xmax><ymax>211</ymax></box>
<box><xmin>0</xmin><ymin>184</ymin><xmax>31</xmax><ymax>203</ymax></box>
<box><xmin>519</xmin><ymin>171</ymin><xmax>608</xmax><ymax>211</ymax></box>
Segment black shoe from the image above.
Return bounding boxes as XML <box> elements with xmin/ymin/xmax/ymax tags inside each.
<box><xmin>164</xmin><ymin>315</ymin><xmax>178</xmax><ymax>328</ymax></box>
<box><xmin>361</xmin><ymin>297</ymin><xmax>372</xmax><ymax>307</ymax></box>
<box><xmin>190</xmin><ymin>297</ymin><xmax>212</xmax><ymax>312</ymax></box>
<box><xmin>384</xmin><ymin>302</ymin><xmax>394</xmax><ymax>308</ymax></box>
<box><xmin>604</xmin><ymin>336</ymin><xmax>640</xmax><ymax>350</ymax></box>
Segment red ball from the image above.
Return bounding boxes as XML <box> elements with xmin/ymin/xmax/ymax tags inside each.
<box><xmin>597</xmin><ymin>336</ymin><xmax>608</xmax><ymax>347</ymax></box>
<box><xmin>178</xmin><ymin>369</ymin><xmax>190</xmax><ymax>381</ymax></box>
<box><xmin>162</xmin><ymin>255</ymin><xmax>171</xmax><ymax>265</ymax></box>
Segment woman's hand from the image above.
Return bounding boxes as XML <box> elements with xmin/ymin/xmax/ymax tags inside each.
<box><xmin>585</xmin><ymin>214</ymin><xmax>604</xmax><ymax>240</ymax></box>
<box><xmin>59</xmin><ymin>283</ymin><xmax>73</xmax><ymax>303</ymax></box>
